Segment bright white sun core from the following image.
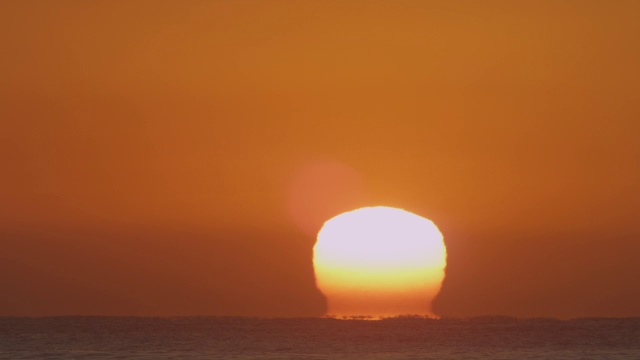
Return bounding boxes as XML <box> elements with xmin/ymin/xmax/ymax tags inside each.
<box><xmin>313</xmin><ymin>206</ymin><xmax>446</xmax><ymax>319</ymax></box>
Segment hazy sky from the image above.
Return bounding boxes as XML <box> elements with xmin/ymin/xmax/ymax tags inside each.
<box><xmin>1</xmin><ymin>0</ymin><xmax>639</xmax><ymax>318</ymax></box>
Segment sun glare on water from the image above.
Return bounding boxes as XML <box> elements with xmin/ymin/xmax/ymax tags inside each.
<box><xmin>313</xmin><ymin>206</ymin><xmax>446</xmax><ymax>319</ymax></box>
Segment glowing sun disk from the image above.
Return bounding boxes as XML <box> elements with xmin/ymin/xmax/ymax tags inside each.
<box><xmin>313</xmin><ymin>206</ymin><xmax>446</xmax><ymax>318</ymax></box>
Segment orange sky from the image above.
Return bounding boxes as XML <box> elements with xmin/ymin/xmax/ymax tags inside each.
<box><xmin>1</xmin><ymin>1</ymin><xmax>639</xmax><ymax>318</ymax></box>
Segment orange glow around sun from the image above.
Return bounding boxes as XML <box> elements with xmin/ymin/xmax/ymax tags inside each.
<box><xmin>313</xmin><ymin>206</ymin><xmax>446</xmax><ymax>319</ymax></box>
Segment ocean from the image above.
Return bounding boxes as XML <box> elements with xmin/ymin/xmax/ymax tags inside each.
<box><xmin>1</xmin><ymin>316</ymin><xmax>638</xmax><ymax>359</ymax></box>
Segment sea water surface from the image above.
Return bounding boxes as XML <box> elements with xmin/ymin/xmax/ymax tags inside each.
<box><xmin>1</xmin><ymin>316</ymin><xmax>639</xmax><ymax>359</ymax></box>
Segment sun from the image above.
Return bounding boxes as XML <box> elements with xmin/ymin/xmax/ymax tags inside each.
<box><xmin>313</xmin><ymin>206</ymin><xmax>446</xmax><ymax>319</ymax></box>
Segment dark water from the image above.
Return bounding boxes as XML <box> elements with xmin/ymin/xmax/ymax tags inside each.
<box><xmin>1</xmin><ymin>316</ymin><xmax>639</xmax><ymax>359</ymax></box>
